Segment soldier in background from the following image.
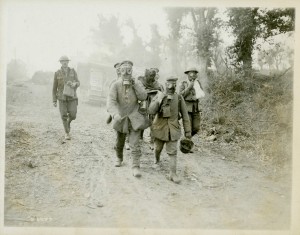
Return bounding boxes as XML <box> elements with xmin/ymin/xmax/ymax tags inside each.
<box><xmin>151</xmin><ymin>68</ymin><xmax>160</xmax><ymax>81</ymax></box>
<box><xmin>52</xmin><ymin>56</ymin><xmax>80</xmax><ymax>140</ymax></box>
<box><xmin>179</xmin><ymin>67</ymin><xmax>205</xmax><ymax>152</ymax></box>
<box><xmin>107</xmin><ymin>60</ymin><xmax>149</xmax><ymax>177</ymax></box>
<box><xmin>148</xmin><ymin>77</ymin><xmax>191</xmax><ymax>184</ymax></box>
<box><xmin>138</xmin><ymin>68</ymin><xmax>164</xmax><ymax>149</ymax></box>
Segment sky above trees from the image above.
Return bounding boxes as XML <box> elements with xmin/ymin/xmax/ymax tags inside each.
<box><xmin>5</xmin><ymin>1</ymin><xmax>295</xmax><ymax>78</ymax></box>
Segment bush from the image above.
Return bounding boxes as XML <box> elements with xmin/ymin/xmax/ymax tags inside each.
<box><xmin>201</xmin><ymin>69</ymin><xmax>293</xmax><ymax>164</ymax></box>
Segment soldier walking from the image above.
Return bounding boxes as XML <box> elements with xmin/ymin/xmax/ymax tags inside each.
<box><xmin>148</xmin><ymin>77</ymin><xmax>191</xmax><ymax>184</ymax></box>
<box><xmin>179</xmin><ymin>67</ymin><xmax>205</xmax><ymax>151</ymax></box>
<box><xmin>52</xmin><ymin>56</ymin><xmax>80</xmax><ymax>140</ymax></box>
<box><xmin>107</xmin><ymin>60</ymin><xmax>149</xmax><ymax>177</ymax></box>
<box><xmin>107</xmin><ymin>62</ymin><xmax>131</xmax><ymax>150</ymax></box>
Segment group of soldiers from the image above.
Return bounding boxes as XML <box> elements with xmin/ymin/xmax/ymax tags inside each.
<box><xmin>52</xmin><ymin>56</ymin><xmax>205</xmax><ymax>184</ymax></box>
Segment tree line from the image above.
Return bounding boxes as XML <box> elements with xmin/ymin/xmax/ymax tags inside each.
<box><xmin>90</xmin><ymin>7</ymin><xmax>294</xmax><ymax>89</ymax></box>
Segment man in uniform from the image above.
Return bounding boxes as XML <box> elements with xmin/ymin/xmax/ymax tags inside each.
<box><xmin>151</xmin><ymin>68</ymin><xmax>160</xmax><ymax>81</ymax></box>
<box><xmin>138</xmin><ymin>68</ymin><xmax>164</xmax><ymax>148</ymax></box>
<box><xmin>106</xmin><ymin>62</ymin><xmax>131</xmax><ymax>150</ymax></box>
<box><xmin>148</xmin><ymin>76</ymin><xmax>191</xmax><ymax>184</ymax></box>
<box><xmin>107</xmin><ymin>60</ymin><xmax>148</xmax><ymax>177</ymax></box>
<box><xmin>52</xmin><ymin>55</ymin><xmax>80</xmax><ymax>140</ymax></box>
<box><xmin>179</xmin><ymin>67</ymin><xmax>205</xmax><ymax>147</ymax></box>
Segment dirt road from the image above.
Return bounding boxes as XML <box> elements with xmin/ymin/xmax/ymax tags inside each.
<box><xmin>4</xmin><ymin>81</ymin><xmax>291</xmax><ymax>229</ymax></box>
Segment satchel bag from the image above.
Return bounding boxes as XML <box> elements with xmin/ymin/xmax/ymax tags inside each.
<box><xmin>63</xmin><ymin>84</ymin><xmax>75</xmax><ymax>98</ymax></box>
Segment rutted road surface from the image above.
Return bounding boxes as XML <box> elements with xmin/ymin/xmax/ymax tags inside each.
<box><xmin>4</xmin><ymin>81</ymin><xmax>291</xmax><ymax>229</ymax></box>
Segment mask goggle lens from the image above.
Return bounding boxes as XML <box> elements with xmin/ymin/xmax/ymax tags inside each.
<box><xmin>120</xmin><ymin>66</ymin><xmax>132</xmax><ymax>75</ymax></box>
<box><xmin>167</xmin><ymin>82</ymin><xmax>176</xmax><ymax>89</ymax></box>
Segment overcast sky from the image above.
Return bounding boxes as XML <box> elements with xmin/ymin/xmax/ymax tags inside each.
<box><xmin>5</xmin><ymin>1</ymin><xmax>169</xmax><ymax>76</ymax></box>
<box><xmin>4</xmin><ymin>1</ymin><xmax>294</xmax><ymax>76</ymax></box>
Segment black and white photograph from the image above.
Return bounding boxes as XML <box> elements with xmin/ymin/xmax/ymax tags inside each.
<box><xmin>0</xmin><ymin>0</ymin><xmax>299</xmax><ymax>235</ymax></box>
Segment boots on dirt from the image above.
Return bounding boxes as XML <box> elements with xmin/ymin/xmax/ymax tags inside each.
<box><xmin>115</xmin><ymin>158</ymin><xmax>123</xmax><ymax>167</ymax></box>
<box><xmin>64</xmin><ymin>133</ymin><xmax>71</xmax><ymax>140</ymax></box>
<box><xmin>154</xmin><ymin>150</ymin><xmax>161</xmax><ymax>164</ymax></box>
<box><xmin>114</xmin><ymin>147</ymin><xmax>123</xmax><ymax>167</ymax></box>
<box><xmin>167</xmin><ymin>155</ymin><xmax>181</xmax><ymax>184</ymax></box>
<box><xmin>132</xmin><ymin>167</ymin><xmax>141</xmax><ymax>177</ymax></box>
<box><xmin>67</xmin><ymin>118</ymin><xmax>71</xmax><ymax>133</ymax></box>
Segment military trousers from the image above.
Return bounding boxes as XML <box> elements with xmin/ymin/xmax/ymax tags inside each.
<box><xmin>59</xmin><ymin>99</ymin><xmax>78</xmax><ymax>121</ymax></box>
<box><xmin>59</xmin><ymin>99</ymin><xmax>78</xmax><ymax>133</ymax></box>
<box><xmin>115</xmin><ymin>129</ymin><xmax>142</xmax><ymax>168</ymax></box>
<box><xmin>154</xmin><ymin>138</ymin><xmax>178</xmax><ymax>156</ymax></box>
<box><xmin>188</xmin><ymin>112</ymin><xmax>201</xmax><ymax>136</ymax></box>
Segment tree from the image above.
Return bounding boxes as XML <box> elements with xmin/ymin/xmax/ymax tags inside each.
<box><xmin>147</xmin><ymin>24</ymin><xmax>162</xmax><ymax>67</ymax></box>
<box><xmin>121</xmin><ymin>19</ymin><xmax>150</xmax><ymax>68</ymax></box>
<box><xmin>165</xmin><ymin>8</ymin><xmax>220</xmax><ymax>90</ymax></box>
<box><xmin>188</xmin><ymin>8</ymin><xmax>220</xmax><ymax>89</ymax></box>
<box><xmin>227</xmin><ymin>7</ymin><xmax>295</xmax><ymax>72</ymax></box>
<box><xmin>91</xmin><ymin>14</ymin><xmax>125</xmax><ymax>63</ymax></box>
<box><xmin>165</xmin><ymin>8</ymin><xmax>185</xmax><ymax>75</ymax></box>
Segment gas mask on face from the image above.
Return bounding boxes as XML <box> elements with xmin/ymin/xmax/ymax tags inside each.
<box><xmin>166</xmin><ymin>82</ymin><xmax>176</xmax><ymax>99</ymax></box>
<box><xmin>145</xmin><ymin>69</ymin><xmax>156</xmax><ymax>84</ymax></box>
<box><xmin>120</xmin><ymin>65</ymin><xmax>133</xmax><ymax>85</ymax></box>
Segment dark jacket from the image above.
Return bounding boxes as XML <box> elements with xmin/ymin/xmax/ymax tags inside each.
<box><xmin>107</xmin><ymin>78</ymin><xmax>148</xmax><ymax>133</ymax></box>
<box><xmin>148</xmin><ymin>93</ymin><xmax>191</xmax><ymax>141</ymax></box>
<box><xmin>52</xmin><ymin>67</ymin><xmax>80</xmax><ymax>102</ymax></box>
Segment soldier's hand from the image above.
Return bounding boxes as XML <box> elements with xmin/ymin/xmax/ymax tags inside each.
<box><xmin>113</xmin><ymin>114</ymin><xmax>121</xmax><ymax>122</ymax></box>
<box><xmin>66</xmin><ymin>81</ymin><xmax>72</xmax><ymax>86</ymax></box>
<box><xmin>71</xmin><ymin>82</ymin><xmax>77</xmax><ymax>88</ymax></box>
<box><xmin>188</xmin><ymin>80</ymin><xmax>194</xmax><ymax>89</ymax></box>
<box><xmin>53</xmin><ymin>101</ymin><xmax>57</xmax><ymax>107</ymax></box>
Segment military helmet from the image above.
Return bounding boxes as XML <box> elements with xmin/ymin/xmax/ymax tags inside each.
<box><xmin>180</xmin><ymin>138</ymin><xmax>194</xmax><ymax>154</ymax></box>
<box><xmin>59</xmin><ymin>55</ymin><xmax>70</xmax><ymax>61</ymax></box>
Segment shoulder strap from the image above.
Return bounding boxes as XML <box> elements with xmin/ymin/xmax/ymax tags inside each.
<box><xmin>177</xmin><ymin>93</ymin><xmax>181</xmax><ymax>111</ymax></box>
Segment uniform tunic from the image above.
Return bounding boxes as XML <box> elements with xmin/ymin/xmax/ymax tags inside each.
<box><xmin>107</xmin><ymin>78</ymin><xmax>148</xmax><ymax>133</ymax></box>
<box><xmin>52</xmin><ymin>67</ymin><xmax>80</xmax><ymax>102</ymax></box>
<box><xmin>148</xmin><ymin>93</ymin><xmax>191</xmax><ymax>141</ymax></box>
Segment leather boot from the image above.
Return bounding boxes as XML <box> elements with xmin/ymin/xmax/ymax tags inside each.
<box><xmin>132</xmin><ymin>149</ymin><xmax>141</xmax><ymax>177</ymax></box>
<box><xmin>115</xmin><ymin>158</ymin><xmax>122</xmax><ymax>167</ymax></box>
<box><xmin>132</xmin><ymin>167</ymin><xmax>141</xmax><ymax>177</ymax></box>
<box><xmin>67</xmin><ymin>118</ymin><xmax>71</xmax><ymax>132</ymax></box>
<box><xmin>115</xmin><ymin>148</ymin><xmax>123</xmax><ymax>167</ymax></box>
<box><xmin>64</xmin><ymin>133</ymin><xmax>71</xmax><ymax>140</ymax></box>
<box><xmin>154</xmin><ymin>150</ymin><xmax>161</xmax><ymax>164</ymax></box>
<box><xmin>167</xmin><ymin>155</ymin><xmax>181</xmax><ymax>184</ymax></box>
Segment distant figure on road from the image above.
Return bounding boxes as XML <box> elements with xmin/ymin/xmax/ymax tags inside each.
<box><xmin>148</xmin><ymin>76</ymin><xmax>191</xmax><ymax>184</ymax></box>
<box><xmin>179</xmin><ymin>67</ymin><xmax>205</xmax><ymax>152</ymax></box>
<box><xmin>52</xmin><ymin>55</ymin><xmax>80</xmax><ymax>140</ymax></box>
<box><xmin>107</xmin><ymin>60</ymin><xmax>149</xmax><ymax>177</ymax></box>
